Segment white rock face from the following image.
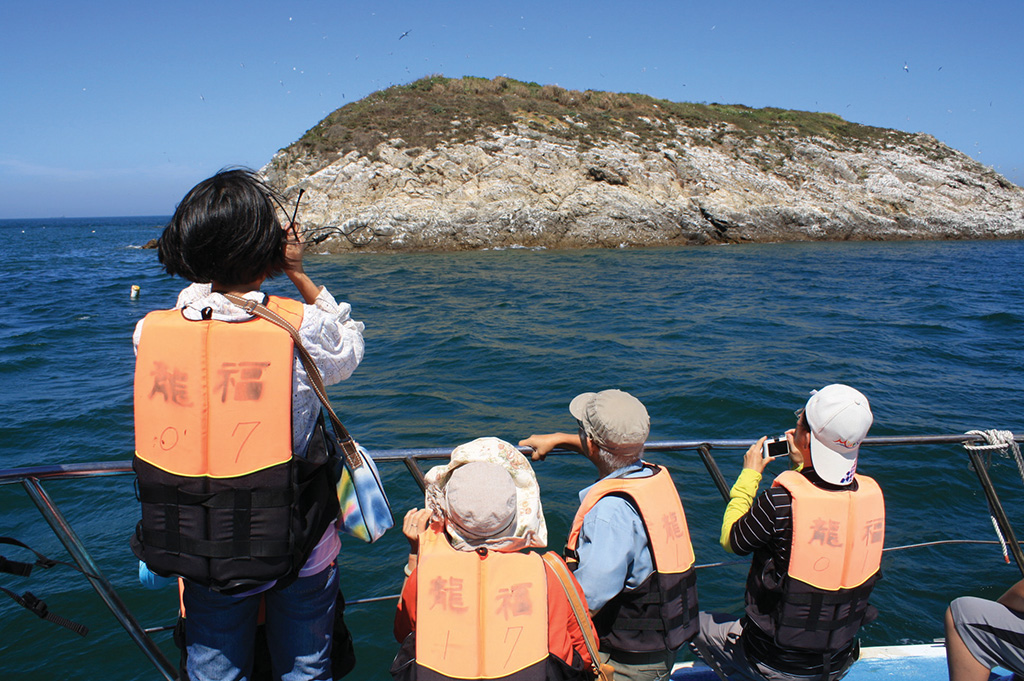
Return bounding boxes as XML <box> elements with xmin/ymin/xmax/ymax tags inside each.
<box><xmin>261</xmin><ymin>121</ymin><xmax>1024</xmax><ymax>252</ymax></box>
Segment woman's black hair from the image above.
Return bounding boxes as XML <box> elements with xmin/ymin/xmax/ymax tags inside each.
<box><xmin>158</xmin><ymin>168</ymin><xmax>288</xmax><ymax>286</ymax></box>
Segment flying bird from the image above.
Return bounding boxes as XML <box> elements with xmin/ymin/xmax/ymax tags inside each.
<box><xmin>399</xmin><ymin>30</ymin><xmax>410</xmax><ymax>40</ymax></box>
<box><xmin>903</xmin><ymin>62</ymin><xmax>909</xmax><ymax>73</ymax></box>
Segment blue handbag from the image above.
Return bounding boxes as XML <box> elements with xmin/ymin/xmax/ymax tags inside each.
<box><xmin>224</xmin><ymin>294</ymin><xmax>394</xmax><ymax>543</ymax></box>
<box><xmin>332</xmin><ymin>441</ymin><xmax>392</xmax><ymax>543</ymax></box>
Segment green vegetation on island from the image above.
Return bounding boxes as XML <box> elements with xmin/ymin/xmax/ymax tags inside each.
<box><xmin>294</xmin><ymin>75</ymin><xmax>917</xmax><ymax>164</ymax></box>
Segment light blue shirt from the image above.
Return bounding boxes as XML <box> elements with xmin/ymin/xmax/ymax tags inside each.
<box><xmin>573</xmin><ymin>461</ymin><xmax>656</xmax><ymax>611</ymax></box>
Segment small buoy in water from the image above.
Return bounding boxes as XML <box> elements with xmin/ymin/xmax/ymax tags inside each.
<box><xmin>130</xmin><ymin>285</ymin><xmax>141</xmax><ymax>299</ymax></box>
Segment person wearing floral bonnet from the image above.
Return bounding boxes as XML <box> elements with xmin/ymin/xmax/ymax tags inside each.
<box><xmin>390</xmin><ymin>437</ymin><xmax>599</xmax><ymax>681</ymax></box>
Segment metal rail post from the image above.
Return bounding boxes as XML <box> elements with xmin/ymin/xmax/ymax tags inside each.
<box><xmin>697</xmin><ymin>444</ymin><xmax>731</xmax><ymax>502</ymax></box>
<box><xmin>964</xmin><ymin>449</ymin><xmax>1024</xmax><ymax>577</ymax></box>
<box><xmin>21</xmin><ymin>477</ymin><xmax>179</xmax><ymax>681</ymax></box>
<box><xmin>403</xmin><ymin>457</ymin><xmax>427</xmax><ymax>491</ymax></box>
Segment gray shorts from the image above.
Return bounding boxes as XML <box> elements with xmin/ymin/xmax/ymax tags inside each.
<box><xmin>691</xmin><ymin>612</ymin><xmax>768</xmax><ymax>681</ymax></box>
<box><xmin>950</xmin><ymin>596</ymin><xmax>1024</xmax><ymax>675</ymax></box>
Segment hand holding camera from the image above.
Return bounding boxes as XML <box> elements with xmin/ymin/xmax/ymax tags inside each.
<box><xmin>743</xmin><ymin>435</ymin><xmax>790</xmax><ymax>474</ymax></box>
<box><xmin>762</xmin><ymin>436</ymin><xmax>789</xmax><ymax>461</ymax></box>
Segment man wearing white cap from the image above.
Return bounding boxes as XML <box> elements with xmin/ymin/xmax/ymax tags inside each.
<box><xmin>693</xmin><ymin>384</ymin><xmax>884</xmax><ymax>681</ymax></box>
<box><xmin>521</xmin><ymin>390</ymin><xmax>700</xmax><ymax>681</ymax></box>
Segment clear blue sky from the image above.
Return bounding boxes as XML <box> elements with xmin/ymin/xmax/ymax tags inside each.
<box><xmin>2</xmin><ymin>0</ymin><xmax>1022</xmax><ymax>219</ymax></box>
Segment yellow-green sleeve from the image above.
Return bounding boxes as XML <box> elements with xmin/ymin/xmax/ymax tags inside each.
<box><xmin>720</xmin><ymin>468</ymin><xmax>763</xmax><ymax>553</ymax></box>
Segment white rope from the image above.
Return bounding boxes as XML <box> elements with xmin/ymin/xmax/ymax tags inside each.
<box><xmin>992</xmin><ymin>516</ymin><xmax>1011</xmax><ymax>563</ymax></box>
<box><xmin>964</xmin><ymin>430</ymin><xmax>1020</xmax><ymax>564</ymax></box>
<box><xmin>965</xmin><ymin>429</ymin><xmax>1024</xmax><ymax>486</ymax></box>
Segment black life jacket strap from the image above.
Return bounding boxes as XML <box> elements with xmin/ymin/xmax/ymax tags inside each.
<box><xmin>779</xmin><ymin>582</ymin><xmax>873</xmax><ymax>632</ymax></box>
<box><xmin>675</xmin><ymin>568</ymin><xmax>699</xmax><ymax>628</ymax></box>
<box><xmin>233</xmin><ymin>489</ymin><xmax>252</xmax><ymax>557</ymax></box>
<box><xmin>629</xmin><ymin>590</ymin><xmax>662</xmax><ymax>606</ymax></box>
<box><xmin>807</xmin><ymin>639</ymin><xmax>860</xmax><ymax>681</ymax></box>
<box><xmin>743</xmin><ymin>627</ymin><xmax>859</xmax><ymax>680</ymax></box>
<box><xmin>609</xmin><ymin>567</ymin><xmax>699</xmax><ymax>633</ymax></box>
<box><xmin>0</xmin><ymin>587</ymin><xmax>89</xmax><ymax>637</ymax></box>
<box><xmin>0</xmin><ymin>554</ymin><xmax>34</xmax><ymax>577</ymax></box>
<box><xmin>615</xmin><ymin>617</ymin><xmax>667</xmax><ymax>631</ymax></box>
<box><xmin>141</xmin><ymin>529</ymin><xmax>292</xmax><ymax>559</ymax></box>
<box><xmin>137</xmin><ymin>485</ymin><xmax>292</xmax><ymax>508</ymax></box>
<box><xmin>0</xmin><ymin>537</ymin><xmax>89</xmax><ymax>577</ymax></box>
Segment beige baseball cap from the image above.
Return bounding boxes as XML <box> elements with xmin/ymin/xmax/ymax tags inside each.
<box><xmin>569</xmin><ymin>389</ymin><xmax>650</xmax><ymax>458</ymax></box>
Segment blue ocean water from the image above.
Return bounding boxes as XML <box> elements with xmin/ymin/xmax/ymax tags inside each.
<box><xmin>1</xmin><ymin>216</ymin><xmax>1023</xmax><ymax>680</ymax></box>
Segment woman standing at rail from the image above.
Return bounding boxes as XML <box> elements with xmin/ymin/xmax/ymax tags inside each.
<box><xmin>131</xmin><ymin>168</ymin><xmax>365</xmax><ymax>681</ymax></box>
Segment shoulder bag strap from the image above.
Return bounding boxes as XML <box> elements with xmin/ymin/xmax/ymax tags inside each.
<box><xmin>542</xmin><ymin>552</ymin><xmax>602</xmax><ymax>677</ymax></box>
<box><xmin>222</xmin><ymin>293</ymin><xmax>364</xmax><ymax>470</ymax></box>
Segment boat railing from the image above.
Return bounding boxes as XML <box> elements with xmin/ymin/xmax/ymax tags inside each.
<box><xmin>2</xmin><ymin>432</ymin><xmax>1023</xmax><ymax>681</ymax></box>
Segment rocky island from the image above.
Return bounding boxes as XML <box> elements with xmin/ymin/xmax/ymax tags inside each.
<box><xmin>261</xmin><ymin>76</ymin><xmax>1024</xmax><ymax>252</ymax></box>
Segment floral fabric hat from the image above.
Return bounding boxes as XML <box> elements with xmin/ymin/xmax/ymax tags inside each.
<box><xmin>424</xmin><ymin>436</ymin><xmax>547</xmax><ymax>552</ymax></box>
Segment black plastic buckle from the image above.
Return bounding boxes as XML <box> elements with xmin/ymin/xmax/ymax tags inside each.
<box><xmin>22</xmin><ymin>591</ymin><xmax>49</xmax><ymax>618</ymax></box>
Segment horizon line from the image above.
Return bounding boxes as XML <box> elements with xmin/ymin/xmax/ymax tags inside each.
<box><xmin>0</xmin><ymin>214</ymin><xmax>172</xmax><ymax>223</ymax></box>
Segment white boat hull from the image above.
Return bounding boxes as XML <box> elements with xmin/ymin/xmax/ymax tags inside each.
<box><xmin>671</xmin><ymin>643</ymin><xmax>1014</xmax><ymax>680</ymax></box>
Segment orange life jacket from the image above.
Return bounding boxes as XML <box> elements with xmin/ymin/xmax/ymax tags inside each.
<box><xmin>566</xmin><ymin>464</ymin><xmax>699</xmax><ymax>653</ymax></box>
<box><xmin>130</xmin><ymin>296</ymin><xmax>339</xmax><ymax>593</ymax></box>
<box><xmin>133</xmin><ymin>296</ymin><xmax>301</xmax><ymax>476</ymax></box>
<box><xmin>775</xmin><ymin>471</ymin><xmax>884</xmax><ymax>591</ymax></box>
<box><xmin>754</xmin><ymin>470</ymin><xmax>884</xmax><ymax>655</ymax></box>
<box><xmin>413</xmin><ymin>525</ymin><xmax>549</xmax><ymax>680</ymax></box>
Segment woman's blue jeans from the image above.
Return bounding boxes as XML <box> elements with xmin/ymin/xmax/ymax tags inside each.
<box><xmin>183</xmin><ymin>563</ymin><xmax>339</xmax><ymax>681</ymax></box>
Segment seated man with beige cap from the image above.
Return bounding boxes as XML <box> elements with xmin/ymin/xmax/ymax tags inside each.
<box><xmin>521</xmin><ymin>390</ymin><xmax>700</xmax><ymax>681</ymax></box>
<box><xmin>693</xmin><ymin>384</ymin><xmax>884</xmax><ymax>681</ymax></box>
<box><xmin>390</xmin><ymin>437</ymin><xmax>599</xmax><ymax>681</ymax></box>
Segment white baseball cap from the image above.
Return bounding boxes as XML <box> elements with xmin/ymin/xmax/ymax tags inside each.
<box><xmin>804</xmin><ymin>384</ymin><xmax>873</xmax><ymax>485</ymax></box>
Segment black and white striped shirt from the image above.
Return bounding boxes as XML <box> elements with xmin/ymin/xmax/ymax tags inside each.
<box><xmin>729</xmin><ymin>485</ymin><xmax>794</xmax><ymax>571</ymax></box>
